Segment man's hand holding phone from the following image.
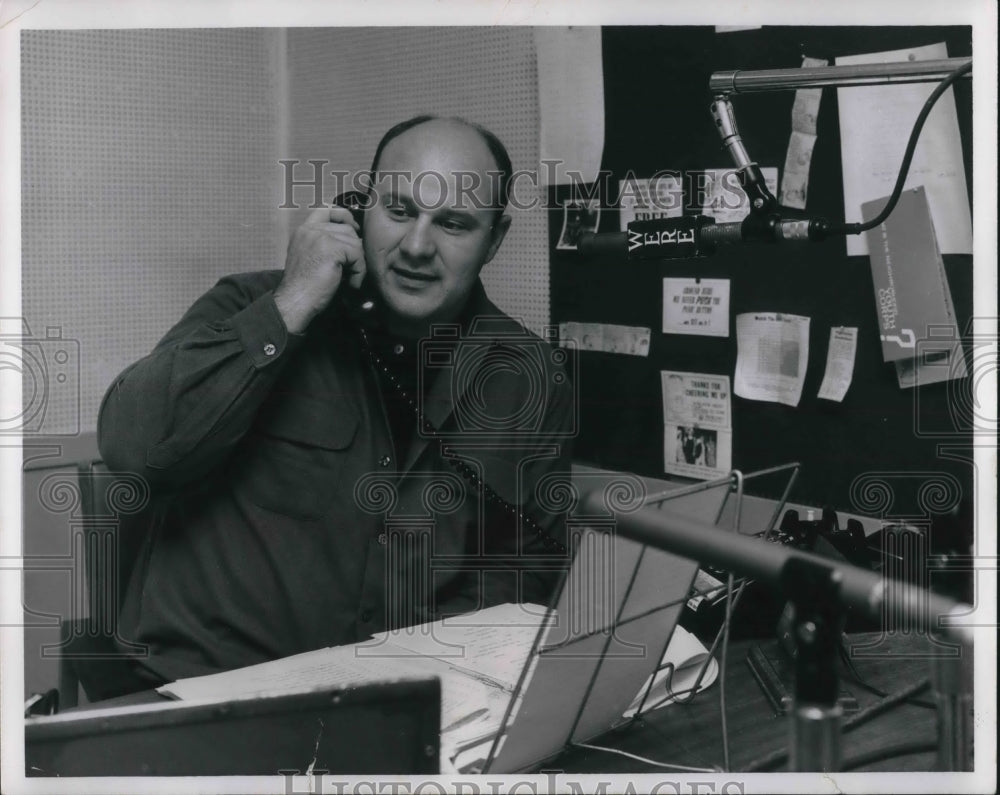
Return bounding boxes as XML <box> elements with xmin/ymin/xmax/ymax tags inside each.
<box><xmin>274</xmin><ymin>206</ymin><xmax>367</xmax><ymax>334</ymax></box>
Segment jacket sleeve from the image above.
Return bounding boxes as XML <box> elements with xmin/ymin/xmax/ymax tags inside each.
<box><xmin>97</xmin><ymin>273</ymin><xmax>303</xmax><ymax>489</ymax></box>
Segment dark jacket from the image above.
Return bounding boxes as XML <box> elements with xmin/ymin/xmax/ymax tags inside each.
<box><xmin>98</xmin><ymin>271</ymin><xmax>573</xmax><ymax>683</ymax></box>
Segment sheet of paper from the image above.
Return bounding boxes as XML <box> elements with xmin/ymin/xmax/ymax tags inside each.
<box><xmin>734</xmin><ymin>312</ymin><xmax>811</xmax><ymax>407</ymax></box>
<box><xmin>662</xmin><ymin>277</ymin><xmax>730</xmax><ymax>337</ymax></box>
<box><xmin>623</xmin><ymin>625</ymin><xmax>718</xmax><ymax>716</ymax></box>
<box><xmin>618</xmin><ymin>175</ymin><xmax>684</xmax><ymax>230</ymax></box>
<box><xmin>662</xmin><ymin>370</ymin><xmax>732</xmax><ymax>429</ymax></box>
<box><xmin>836</xmin><ymin>42</ymin><xmax>971</xmax><ymax>256</ymax></box>
<box><xmin>791</xmin><ymin>57</ymin><xmax>827</xmax><ymax>136</ymax></box>
<box><xmin>780</xmin><ymin>57</ymin><xmax>827</xmax><ymax>209</ymax></box>
<box><xmin>662</xmin><ymin>370</ymin><xmax>733</xmax><ymax>480</ymax></box>
<box><xmin>817</xmin><ymin>327</ymin><xmax>858</xmax><ymax>402</ymax></box>
<box><xmin>368</xmin><ymin>603</ymin><xmax>549</xmax><ymax>692</ymax></box>
<box><xmin>159</xmin><ymin>643</ymin><xmax>487</xmax><ymax>729</ymax></box>
<box><xmin>559</xmin><ymin>322</ymin><xmax>650</xmax><ymax>357</ymax></box>
<box><xmin>534</xmin><ymin>27</ymin><xmax>605</xmax><ymax>187</ymax></box>
<box><xmin>698</xmin><ymin>167</ymin><xmax>778</xmax><ymax>223</ymax></box>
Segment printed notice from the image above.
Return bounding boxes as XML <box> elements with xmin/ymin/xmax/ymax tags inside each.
<box><xmin>734</xmin><ymin>313</ymin><xmax>810</xmax><ymax>407</ymax></box>
<box><xmin>698</xmin><ymin>167</ymin><xmax>778</xmax><ymax>224</ymax></box>
<box><xmin>817</xmin><ymin>327</ymin><xmax>858</xmax><ymax>402</ymax></box>
<box><xmin>662</xmin><ymin>370</ymin><xmax>732</xmax><ymax>480</ymax></box>
<box><xmin>559</xmin><ymin>322</ymin><xmax>651</xmax><ymax>357</ymax></box>
<box><xmin>534</xmin><ymin>27</ymin><xmax>605</xmax><ymax>187</ymax></box>
<box><xmin>662</xmin><ymin>278</ymin><xmax>730</xmax><ymax>337</ymax></box>
<box><xmin>780</xmin><ymin>56</ymin><xmax>827</xmax><ymax>210</ymax></box>
<box><xmin>836</xmin><ymin>43</ymin><xmax>971</xmax><ymax>256</ymax></box>
<box><xmin>618</xmin><ymin>175</ymin><xmax>684</xmax><ymax>230</ymax></box>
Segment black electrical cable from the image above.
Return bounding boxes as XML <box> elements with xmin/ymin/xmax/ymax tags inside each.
<box><xmin>826</xmin><ymin>59</ymin><xmax>972</xmax><ymax>237</ymax></box>
<box><xmin>837</xmin><ymin>638</ymin><xmax>936</xmax><ymax>709</ymax></box>
<box><xmin>839</xmin><ymin>740</ymin><xmax>938</xmax><ymax>771</ymax></box>
<box><xmin>842</xmin><ymin>678</ymin><xmax>931</xmax><ymax>731</ymax></box>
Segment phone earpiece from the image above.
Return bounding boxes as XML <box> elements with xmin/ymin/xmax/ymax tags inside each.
<box><xmin>331</xmin><ymin>191</ymin><xmax>376</xmax><ymax>315</ymax></box>
<box><xmin>333</xmin><ymin>190</ymin><xmax>368</xmax><ymax>231</ymax></box>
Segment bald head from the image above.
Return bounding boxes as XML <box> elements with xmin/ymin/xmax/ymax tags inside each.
<box><xmin>360</xmin><ymin>116</ymin><xmax>513</xmax><ymax>338</ymax></box>
<box><xmin>369</xmin><ymin>115</ymin><xmax>512</xmax><ymax>213</ymax></box>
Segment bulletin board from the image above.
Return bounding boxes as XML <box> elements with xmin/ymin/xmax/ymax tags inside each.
<box><xmin>549</xmin><ymin>26</ymin><xmax>975</xmax><ymax>523</ymax></box>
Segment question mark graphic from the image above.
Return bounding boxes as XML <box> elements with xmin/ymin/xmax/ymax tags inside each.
<box><xmin>880</xmin><ymin>329</ymin><xmax>916</xmax><ymax>349</ymax></box>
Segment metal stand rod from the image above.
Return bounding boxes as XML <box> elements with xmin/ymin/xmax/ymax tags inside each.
<box><xmin>782</xmin><ymin>557</ymin><xmax>845</xmax><ymax>772</ymax></box>
<box><xmin>932</xmin><ymin>647</ymin><xmax>974</xmax><ymax>771</ymax></box>
<box><xmin>710</xmin><ymin>57</ymin><xmax>972</xmax><ymax>95</ymax></box>
<box><xmin>791</xmin><ymin>704</ymin><xmax>843</xmax><ymax>772</ymax></box>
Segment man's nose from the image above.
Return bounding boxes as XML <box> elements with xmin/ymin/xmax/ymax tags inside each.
<box><xmin>399</xmin><ymin>216</ymin><xmax>436</xmax><ymax>259</ymax></box>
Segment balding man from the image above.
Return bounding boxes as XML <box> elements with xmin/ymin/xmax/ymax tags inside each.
<box><xmin>98</xmin><ymin>116</ymin><xmax>574</xmax><ymax>688</ymax></box>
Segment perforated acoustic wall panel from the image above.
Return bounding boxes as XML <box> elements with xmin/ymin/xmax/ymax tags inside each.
<box><xmin>284</xmin><ymin>27</ymin><xmax>549</xmax><ymax>334</ymax></box>
<box><xmin>21</xmin><ymin>29</ymin><xmax>283</xmax><ymax>435</ymax></box>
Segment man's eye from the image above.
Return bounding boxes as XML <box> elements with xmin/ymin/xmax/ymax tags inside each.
<box><xmin>386</xmin><ymin>204</ymin><xmax>409</xmax><ymax>219</ymax></box>
<box><xmin>438</xmin><ymin>218</ymin><xmax>469</xmax><ymax>234</ymax></box>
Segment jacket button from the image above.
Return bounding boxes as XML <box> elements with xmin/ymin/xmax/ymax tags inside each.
<box><xmin>377</xmin><ymin>533</ymin><xmax>388</xmax><ymax>546</ymax></box>
<box><xmin>263</xmin><ymin>343</ymin><xmax>276</xmax><ymax>356</ymax></box>
<box><xmin>379</xmin><ymin>454</ymin><xmax>391</xmax><ymax>467</ymax></box>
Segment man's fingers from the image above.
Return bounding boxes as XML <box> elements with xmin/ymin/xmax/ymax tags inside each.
<box><xmin>345</xmin><ymin>255</ymin><xmax>367</xmax><ymax>290</ymax></box>
<box><xmin>303</xmin><ymin>205</ymin><xmax>360</xmax><ymax>232</ymax></box>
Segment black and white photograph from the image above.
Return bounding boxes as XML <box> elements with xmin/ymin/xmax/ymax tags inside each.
<box><xmin>556</xmin><ymin>198</ymin><xmax>602</xmax><ymax>250</ymax></box>
<box><xmin>1</xmin><ymin>2</ymin><xmax>996</xmax><ymax>794</ymax></box>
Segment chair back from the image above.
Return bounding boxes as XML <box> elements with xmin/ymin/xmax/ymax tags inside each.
<box><xmin>76</xmin><ymin>460</ymin><xmax>152</xmax><ymax>630</ymax></box>
<box><xmin>56</xmin><ymin>461</ymin><xmax>154</xmax><ymax>705</ymax></box>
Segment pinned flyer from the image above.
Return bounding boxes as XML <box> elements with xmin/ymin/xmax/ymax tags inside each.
<box><xmin>837</xmin><ymin>42</ymin><xmax>971</xmax><ymax>256</ymax></box>
<box><xmin>697</xmin><ymin>167</ymin><xmax>778</xmax><ymax>224</ymax></box>
<box><xmin>556</xmin><ymin>199</ymin><xmax>601</xmax><ymax>250</ymax></box>
<box><xmin>618</xmin><ymin>175</ymin><xmax>684</xmax><ymax>230</ymax></box>
<box><xmin>817</xmin><ymin>327</ymin><xmax>858</xmax><ymax>402</ymax></box>
<box><xmin>559</xmin><ymin>322</ymin><xmax>650</xmax><ymax>357</ymax></box>
<box><xmin>662</xmin><ymin>278</ymin><xmax>730</xmax><ymax>337</ymax></box>
<box><xmin>734</xmin><ymin>313</ymin><xmax>810</xmax><ymax>407</ymax></box>
<box><xmin>780</xmin><ymin>56</ymin><xmax>827</xmax><ymax>210</ymax></box>
<box><xmin>662</xmin><ymin>371</ymin><xmax>732</xmax><ymax>480</ymax></box>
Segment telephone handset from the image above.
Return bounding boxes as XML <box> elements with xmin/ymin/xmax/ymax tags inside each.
<box><xmin>332</xmin><ymin>189</ymin><xmax>369</xmax><ymax>229</ymax></box>
<box><xmin>331</xmin><ymin>191</ymin><xmax>379</xmax><ymax>315</ymax></box>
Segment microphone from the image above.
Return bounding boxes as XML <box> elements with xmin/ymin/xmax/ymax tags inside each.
<box><xmin>710</xmin><ymin>97</ymin><xmax>777</xmax><ymax>215</ymax></box>
<box><xmin>577</xmin><ymin>214</ymin><xmax>831</xmax><ymax>261</ymax></box>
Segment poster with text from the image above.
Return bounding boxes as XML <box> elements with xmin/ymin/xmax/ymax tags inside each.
<box><xmin>662</xmin><ymin>371</ymin><xmax>733</xmax><ymax>479</ymax></box>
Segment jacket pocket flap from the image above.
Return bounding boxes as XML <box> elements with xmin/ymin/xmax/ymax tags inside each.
<box><xmin>258</xmin><ymin>395</ymin><xmax>359</xmax><ymax>450</ymax></box>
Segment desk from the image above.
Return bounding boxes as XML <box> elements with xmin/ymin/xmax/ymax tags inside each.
<box><xmin>555</xmin><ymin>631</ymin><xmax>944</xmax><ymax>773</ymax></box>
<box><xmin>52</xmin><ymin>632</ymin><xmax>949</xmax><ymax>774</ymax></box>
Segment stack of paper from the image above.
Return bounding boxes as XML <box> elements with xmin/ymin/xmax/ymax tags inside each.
<box><xmin>158</xmin><ymin>604</ymin><xmax>718</xmax><ymax>769</ymax></box>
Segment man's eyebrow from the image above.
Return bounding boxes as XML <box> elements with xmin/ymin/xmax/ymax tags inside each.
<box><xmin>438</xmin><ymin>207</ymin><xmax>480</xmax><ymax>221</ymax></box>
<box><xmin>381</xmin><ymin>191</ymin><xmax>412</xmax><ymax>206</ymax></box>
<box><xmin>382</xmin><ymin>191</ymin><xmax>488</xmax><ymax>220</ymax></box>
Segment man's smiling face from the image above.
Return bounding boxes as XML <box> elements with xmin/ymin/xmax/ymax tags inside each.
<box><xmin>362</xmin><ymin>119</ymin><xmax>510</xmax><ymax>337</ymax></box>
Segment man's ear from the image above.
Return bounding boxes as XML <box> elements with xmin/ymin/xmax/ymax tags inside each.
<box><xmin>483</xmin><ymin>214</ymin><xmax>512</xmax><ymax>264</ymax></box>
